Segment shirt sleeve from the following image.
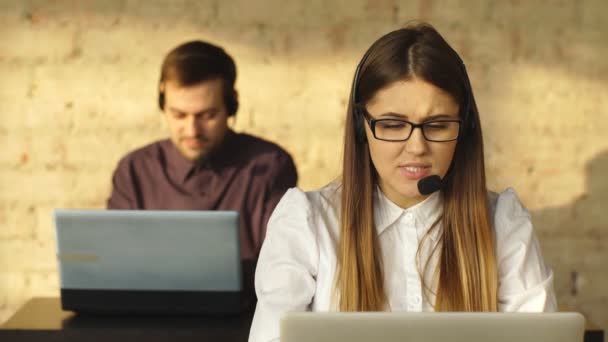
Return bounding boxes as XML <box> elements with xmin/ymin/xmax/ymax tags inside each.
<box><xmin>255</xmin><ymin>152</ymin><xmax>298</xmax><ymax>255</ymax></box>
<box><xmin>494</xmin><ymin>188</ymin><xmax>558</xmax><ymax>312</ymax></box>
<box><xmin>106</xmin><ymin>156</ymin><xmax>138</xmax><ymax>209</ymax></box>
<box><xmin>249</xmin><ymin>188</ymin><xmax>318</xmax><ymax>342</ymax></box>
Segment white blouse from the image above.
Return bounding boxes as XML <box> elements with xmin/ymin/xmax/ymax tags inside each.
<box><xmin>249</xmin><ymin>182</ymin><xmax>557</xmax><ymax>342</ymax></box>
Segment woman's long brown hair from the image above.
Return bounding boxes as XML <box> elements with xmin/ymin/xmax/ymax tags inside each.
<box><xmin>336</xmin><ymin>23</ymin><xmax>498</xmax><ymax>312</ymax></box>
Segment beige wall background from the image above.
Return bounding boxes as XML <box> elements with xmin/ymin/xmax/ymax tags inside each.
<box><xmin>1</xmin><ymin>0</ymin><xmax>607</xmax><ymax>327</ymax></box>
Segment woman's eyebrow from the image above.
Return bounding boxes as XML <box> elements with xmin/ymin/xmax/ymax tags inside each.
<box><xmin>378</xmin><ymin>112</ymin><xmax>408</xmax><ymax>119</ymax></box>
<box><xmin>424</xmin><ymin>114</ymin><xmax>458</xmax><ymax>121</ymax></box>
<box><xmin>376</xmin><ymin>113</ymin><xmax>458</xmax><ymax>120</ymax></box>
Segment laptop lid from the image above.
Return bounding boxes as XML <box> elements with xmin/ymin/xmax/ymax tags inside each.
<box><xmin>281</xmin><ymin>312</ymin><xmax>585</xmax><ymax>342</ymax></box>
<box><xmin>54</xmin><ymin>209</ymin><xmax>242</xmax><ymax>313</ymax></box>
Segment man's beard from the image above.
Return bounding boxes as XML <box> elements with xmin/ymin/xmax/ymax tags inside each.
<box><xmin>187</xmin><ymin>131</ymin><xmax>231</xmax><ymax>165</ymax></box>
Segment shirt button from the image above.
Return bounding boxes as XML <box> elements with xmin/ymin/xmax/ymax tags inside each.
<box><xmin>410</xmin><ymin>295</ymin><xmax>421</xmax><ymax>305</ymax></box>
<box><xmin>404</xmin><ymin>212</ymin><xmax>414</xmax><ymax>220</ymax></box>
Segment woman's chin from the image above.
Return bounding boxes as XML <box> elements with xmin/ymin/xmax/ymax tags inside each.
<box><xmin>381</xmin><ymin>182</ymin><xmax>427</xmax><ymax>207</ymax></box>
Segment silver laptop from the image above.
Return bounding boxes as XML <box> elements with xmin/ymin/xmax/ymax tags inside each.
<box><xmin>281</xmin><ymin>312</ymin><xmax>585</xmax><ymax>342</ymax></box>
<box><xmin>54</xmin><ymin>209</ymin><xmax>242</xmax><ymax>314</ymax></box>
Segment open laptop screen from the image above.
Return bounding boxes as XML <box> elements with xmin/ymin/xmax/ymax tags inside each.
<box><xmin>281</xmin><ymin>312</ymin><xmax>585</xmax><ymax>342</ymax></box>
<box><xmin>54</xmin><ymin>209</ymin><xmax>242</xmax><ymax>314</ymax></box>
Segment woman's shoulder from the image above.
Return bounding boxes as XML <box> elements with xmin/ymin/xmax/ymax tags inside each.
<box><xmin>262</xmin><ymin>182</ymin><xmax>342</xmax><ymax>256</ymax></box>
<box><xmin>488</xmin><ymin>187</ymin><xmax>535</xmax><ymax>242</ymax></box>
<box><xmin>308</xmin><ymin>180</ymin><xmax>342</xmax><ymax>208</ymax></box>
<box><xmin>280</xmin><ymin>181</ymin><xmax>341</xmax><ymax>209</ymax></box>
<box><xmin>272</xmin><ymin>181</ymin><xmax>342</xmax><ymax>220</ymax></box>
<box><xmin>489</xmin><ymin>187</ymin><xmax>531</xmax><ymax>219</ymax></box>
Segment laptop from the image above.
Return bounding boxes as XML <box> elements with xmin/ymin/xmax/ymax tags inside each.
<box><xmin>281</xmin><ymin>312</ymin><xmax>585</xmax><ymax>342</ymax></box>
<box><xmin>54</xmin><ymin>209</ymin><xmax>242</xmax><ymax>314</ymax></box>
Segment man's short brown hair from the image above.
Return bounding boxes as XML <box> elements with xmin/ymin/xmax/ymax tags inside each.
<box><xmin>158</xmin><ymin>41</ymin><xmax>238</xmax><ymax>115</ymax></box>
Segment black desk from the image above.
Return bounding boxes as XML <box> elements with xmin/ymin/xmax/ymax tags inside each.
<box><xmin>0</xmin><ymin>297</ymin><xmax>604</xmax><ymax>342</ymax></box>
<box><xmin>0</xmin><ymin>297</ymin><xmax>253</xmax><ymax>341</ymax></box>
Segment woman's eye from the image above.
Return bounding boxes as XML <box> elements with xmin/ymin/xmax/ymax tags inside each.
<box><xmin>426</xmin><ymin>123</ymin><xmax>448</xmax><ymax>129</ymax></box>
<box><xmin>379</xmin><ymin>122</ymin><xmax>406</xmax><ymax>129</ymax></box>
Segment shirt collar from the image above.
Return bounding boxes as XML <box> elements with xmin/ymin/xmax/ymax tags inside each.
<box><xmin>162</xmin><ymin>139</ymin><xmax>195</xmax><ymax>183</ymax></box>
<box><xmin>373</xmin><ymin>187</ymin><xmax>443</xmax><ymax>240</ymax></box>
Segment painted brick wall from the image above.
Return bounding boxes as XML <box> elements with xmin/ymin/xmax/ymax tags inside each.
<box><xmin>1</xmin><ymin>0</ymin><xmax>606</xmax><ymax>327</ymax></box>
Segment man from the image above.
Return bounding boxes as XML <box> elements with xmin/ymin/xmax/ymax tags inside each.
<box><xmin>107</xmin><ymin>41</ymin><xmax>298</xmax><ymax>302</ymax></box>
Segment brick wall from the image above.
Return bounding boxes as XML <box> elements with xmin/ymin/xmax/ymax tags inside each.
<box><xmin>1</xmin><ymin>0</ymin><xmax>607</xmax><ymax>327</ymax></box>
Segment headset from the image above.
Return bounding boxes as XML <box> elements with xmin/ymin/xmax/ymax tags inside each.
<box><xmin>157</xmin><ymin>45</ymin><xmax>239</xmax><ymax>116</ymax></box>
<box><xmin>351</xmin><ymin>37</ymin><xmax>476</xmax><ymax>143</ymax></box>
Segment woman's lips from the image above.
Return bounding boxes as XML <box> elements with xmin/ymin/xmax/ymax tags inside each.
<box><xmin>399</xmin><ymin>164</ymin><xmax>432</xmax><ymax>180</ymax></box>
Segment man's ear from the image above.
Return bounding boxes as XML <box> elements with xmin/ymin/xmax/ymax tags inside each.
<box><xmin>227</xmin><ymin>115</ymin><xmax>237</xmax><ymax>128</ymax></box>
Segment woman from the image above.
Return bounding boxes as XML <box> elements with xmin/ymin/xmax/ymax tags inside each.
<box><xmin>249</xmin><ymin>23</ymin><xmax>556</xmax><ymax>342</ymax></box>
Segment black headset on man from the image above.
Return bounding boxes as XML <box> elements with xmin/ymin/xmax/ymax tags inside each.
<box><xmin>157</xmin><ymin>43</ymin><xmax>239</xmax><ymax>117</ymax></box>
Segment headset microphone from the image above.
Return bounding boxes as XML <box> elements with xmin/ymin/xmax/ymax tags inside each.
<box><xmin>417</xmin><ymin>175</ymin><xmax>442</xmax><ymax>195</ymax></box>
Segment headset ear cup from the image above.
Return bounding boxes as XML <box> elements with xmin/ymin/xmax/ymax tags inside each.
<box><xmin>354</xmin><ymin>107</ymin><xmax>367</xmax><ymax>143</ymax></box>
<box><xmin>158</xmin><ymin>92</ymin><xmax>165</xmax><ymax>111</ymax></box>
<box><xmin>230</xmin><ymin>96</ymin><xmax>239</xmax><ymax>116</ymax></box>
<box><xmin>462</xmin><ymin>109</ymin><xmax>475</xmax><ymax>136</ymax></box>
<box><xmin>227</xmin><ymin>90</ymin><xmax>238</xmax><ymax>116</ymax></box>
<box><xmin>463</xmin><ymin>95</ymin><xmax>476</xmax><ymax>133</ymax></box>
<box><xmin>457</xmin><ymin>61</ymin><xmax>477</xmax><ymax>134</ymax></box>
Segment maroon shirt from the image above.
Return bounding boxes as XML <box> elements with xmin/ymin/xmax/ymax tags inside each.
<box><xmin>107</xmin><ymin>130</ymin><xmax>297</xmax><ymax>262</ymax></box>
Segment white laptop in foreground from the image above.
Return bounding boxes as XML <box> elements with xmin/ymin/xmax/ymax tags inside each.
<box><xmin>54</xmin><ymin>209</ymin><xmax>243</xmax><ymax>314</ymax></box>
<box><xmin>281</xmin><ymin>312</ymin><xmax>585</xmax><ymax>342</ymax></box>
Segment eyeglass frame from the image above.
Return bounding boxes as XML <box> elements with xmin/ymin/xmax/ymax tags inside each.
<box><xmin>360</xmin><ymin>107</ymin><xmax>463</xmax><ymax>142</ymax></box>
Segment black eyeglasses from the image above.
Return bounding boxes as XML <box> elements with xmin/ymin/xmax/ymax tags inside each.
<box><xmin>364</xmin><ymin>114</ymin><xmax>462</xmax><ymax>142</ymax></box>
